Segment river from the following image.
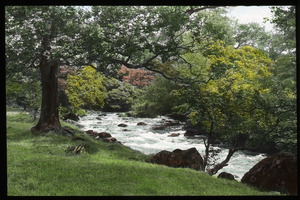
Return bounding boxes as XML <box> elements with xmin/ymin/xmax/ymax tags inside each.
<box><xmin>75</xmin><ymin>111</ymin><xmax>267</xmax><ymax>181</ymax></box>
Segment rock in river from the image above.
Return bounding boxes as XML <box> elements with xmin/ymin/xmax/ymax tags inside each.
<box><xmin>137</xmin><ymin>122</ymin><xmax>147</xmax><ymax>126</ymax></box>
<box><xmin>98</xmin><ymin>132</ymin><xmax>112</xmax><ymax>138</ymax></box>
<box><xmin>150</xmin><ymin>147</ymin><xmax>204</xmax><ymax>171</ymax></box>
<box><xmin>86</xmin><ymin>129</ymin><xmax>98</xmax><ymax>137</ymax></box>
<box><xmin>118</xmin><ymin>123</ymin><xmax>128</xmax><ymax>127</ymax></box>
<box><xmin>168</xmin><ymin>133</ymin><xmax>180</xmax><ymax>137</ymax></box>
<box><xmin>102</xmin><ymin>137</ymin><xmax>118</xmax><ymax>143</ymax></box>
<box><xmin>184</xmin><ymin>129</ymin><xmax>200</xmax><ymax>137</ymax></box>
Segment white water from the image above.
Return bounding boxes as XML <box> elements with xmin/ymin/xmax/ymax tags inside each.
<box><xmin>76</xmin><ymin>111</ymin><xmax>267</xmax><ymax>181</ymax></box>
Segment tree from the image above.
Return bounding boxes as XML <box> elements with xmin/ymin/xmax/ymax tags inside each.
<box><xmin>83</xmin><ymin>6</ymin><xmax>234</xmax><ymax>76</ymax></box>
<box><xmin>118</xmin><ymin>65</ymin><xmax>156</xmax><ymax>88</ymax></box>
<box><xmin>101</xmin><ymin>76</ymin><xmax>139</xmax><ymax>112</ymax></box>
<box><xmin>269</xmin><ymin>6</ymin><xmax>296</xmax><ymax>54</ymax></box>
<box><xmin>6</xmin><ymin>79</ymin><xmax>41</xmax><ymax>112</ymax></box>
<box><xmin>132</xmin><ymin>38</ymin><xmax>276</xmax><ymax>174</ymax></box>
<box><xmin>6</xmin><ymin>6</ymin><xmax>88</xmax><ymax>134</ymax></box>
<box><xmin>6</xmin><ymin>6</ymin><xmax>223</xmax><ymax>134</ymax></box>
<box><xmin>260</xmin><ymin>6</ymin><xmax>297</xmax><ymax>154</ymax></box>
<box><xmin>65</xmin><ymin>65</ymin><xmax>105</xmax><ymax>114</ymax></box>
<box><xmin>232</xmin><ymin>22</ymin><xmax>271</xmax><ymax>50</ymax></box>
<box><xmin>172</xmin><ymin>41</ymin><xmax>274</xmax><ymax>174</ymax></box>
<box><xmin>131</xmin><ymin>76</ymin><xmax>185</xmax><ymax>117</ymax></box>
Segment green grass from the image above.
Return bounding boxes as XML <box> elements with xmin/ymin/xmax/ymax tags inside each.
<box><xmin>6</xmin><ymin>106</ymin><xmax>24</xmax><ymax>112</ymax></box>
<box><xmin>6</xmin><ymin>111</ymin><xmax>280</xmax><ymax>196</ymax></box>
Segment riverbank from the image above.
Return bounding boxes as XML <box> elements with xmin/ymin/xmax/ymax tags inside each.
<box><xmin>6</xmin><ymin>111</ymin><xmax>281</xmax><ymax>196</ymax></box>
<box><xmin>75</xmin><ymin>111</ymin><xmax>268</xmax><ymax>181</ymax></box>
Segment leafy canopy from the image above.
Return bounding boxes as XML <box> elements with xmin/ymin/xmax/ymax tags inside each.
<box><xmin>175</xmin><ymin>40</ymin><xmax>274</xmax><ymax>139</ymax></box>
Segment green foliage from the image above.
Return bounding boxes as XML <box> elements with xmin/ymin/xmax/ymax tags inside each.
<box><xmin>131</xmin><ymin>76</ymin><xmax>185</xmax><ymax>117</ymax></box>
<box><xmin>5</xmin><ymin>6</ymin><xmax>86</xmax><ymax>75</ymax></box>
<box><xmin>59</xmin><ymin>105</ymin><xmax>87</xmax><ymax>118</ymax></box>
<box><xmin>232</xmin><ymin>22</ymin><xmax>272</xmax><ymax>50</ymax></box>
<box><xmin>102</xmin><ymin>76</ymin><xmax>140</xmax><ymax>112</ymax></box>
<box><xmin>80</xmin><ymin>6</ymin><xmax>195</xmax><ymax>75</ymax></box>
<box><xmin>191</xmin><ymin>8</ymin><xmax>235</xmax><ymax>45</ymax></box>
<box><xmin>256</xmin><ymin>72</ymin><xmax>297</xmax><ymax>154</ymax></box>
<box><xmin>269</xmin><ymin>6</ymin><xmax>296</xmax><ymax>53</ymax></box>
<box><xmin>260</xmin><ymin>6</ymin><xmax>297</xmax><ymax>153</ymax></box>
<box><xmin>66</xmin><ymin>66</ymin><xmax>105</xmax><ymax>114</ymax></box>
<box><xmin>6</xmin><ymin>79</ymin><xmax>41</xmax><ymax>111</ymax></box>
<box><xmin>174</xmin><ymin>39</ymin><xmax>296</xmax><ymax>153</ymax></box>
<box><xmin>180</xmin><ymin>41</ymin><xmax>274</xmax><ymax>139</ymax></box>
<box><xmin>141</xmin><ymin>40</ymin><xmax>283</xmax><ymax>151</ymax></box>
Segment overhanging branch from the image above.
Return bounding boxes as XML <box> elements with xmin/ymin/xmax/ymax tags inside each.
<box><xmin>185</xmin><ymin>6</ymin><xmax>219</xmax><ymax>15</ymax></box>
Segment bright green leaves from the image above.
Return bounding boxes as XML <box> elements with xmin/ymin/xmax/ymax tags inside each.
<box><xmin>65</xmin><ymin>68</ymin><xmax>140</xmax><ymax>113</ymax></box>
<box><xmin>66</xmin><ymin>66</ymin><xmax>105</xmax><ymax>113</ymax></box>
<box><xmin>174</xmin><ymin>40</ymin><xmax>275</xmax><ymax>140</ymax></box>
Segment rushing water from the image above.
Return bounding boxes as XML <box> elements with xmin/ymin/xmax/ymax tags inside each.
<box><xmin>75</xmin><ymin>111</ymin><xmax>267</xmax><ymax>181</ymax></box>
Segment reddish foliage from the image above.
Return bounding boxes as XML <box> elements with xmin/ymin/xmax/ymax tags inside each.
<box><xmin>118</xmin><ymin>65</ymin><xmax>156</xmax><ymax>87</ymax></box>
<box><xmin>58</xmin><ymin>65</ymin><xmax>77</xmax><ymax>92</ymax></box>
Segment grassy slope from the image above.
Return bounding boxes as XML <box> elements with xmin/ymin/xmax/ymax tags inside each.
<box><xmin>6</xmin><ymin>112</ymin><xmax>279</xmax><ymax>196</ymax></box>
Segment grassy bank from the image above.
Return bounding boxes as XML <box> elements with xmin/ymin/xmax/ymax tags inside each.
<box><xmin>6</xmin><ymin>111</ymin><xmax>279</xmax><ymax>196</ymax></box>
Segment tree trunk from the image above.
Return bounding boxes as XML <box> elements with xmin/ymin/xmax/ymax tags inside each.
<box><xmin>203</xmin><ymin>121</ymin><xmax>214</xmax><ymax>170</ymax></box>
<box><xmin>31</xmin><ymin>55</ymin><xmax>62</xmax><ymax>134</ymax></box>
<box><xmin>208</xmin><ymin>148</ymin><xmax>238</xmax><ymax>175</ymax></box>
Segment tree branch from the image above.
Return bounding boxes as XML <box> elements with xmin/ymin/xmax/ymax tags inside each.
<box><xmin>208</xmin><ymin>148</ymin><xmax>238</xmax><ymax>175</ymax></box>
<box><xmin>185</xmin><ymin>6</ymin><xmax>219</xmax><ymax>15</ymax></box>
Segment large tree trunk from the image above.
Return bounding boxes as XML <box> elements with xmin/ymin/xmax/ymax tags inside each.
<box><xmin>31</xmin><ymin>55</ymin><xmax>62</xmax><ymax>134</ymax></box>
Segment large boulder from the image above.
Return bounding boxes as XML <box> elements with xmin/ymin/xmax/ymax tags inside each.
<box><xmin>218</xmin><ymin>172</ymin><xmax>235</xmax><ymax>181</ymax></box>
<box><xmin>149</xmin><ymin>147</ymin><xmax>204</xmax><ymax>171</ymax></box>
<box><xmin>98</xmin><ymin>132</ymin><xmax>112</xmax><ymax>138</ymax></box>
<box><xmin>241</xmin><ymin>152</ymin><xmax>297</xmax><ymax>195</ymax></box>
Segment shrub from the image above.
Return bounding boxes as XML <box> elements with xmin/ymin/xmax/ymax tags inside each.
<box><xmin>66</xmin><ymin>66</ymin><xmax>105</xmax><ymax>114</ymax></box>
